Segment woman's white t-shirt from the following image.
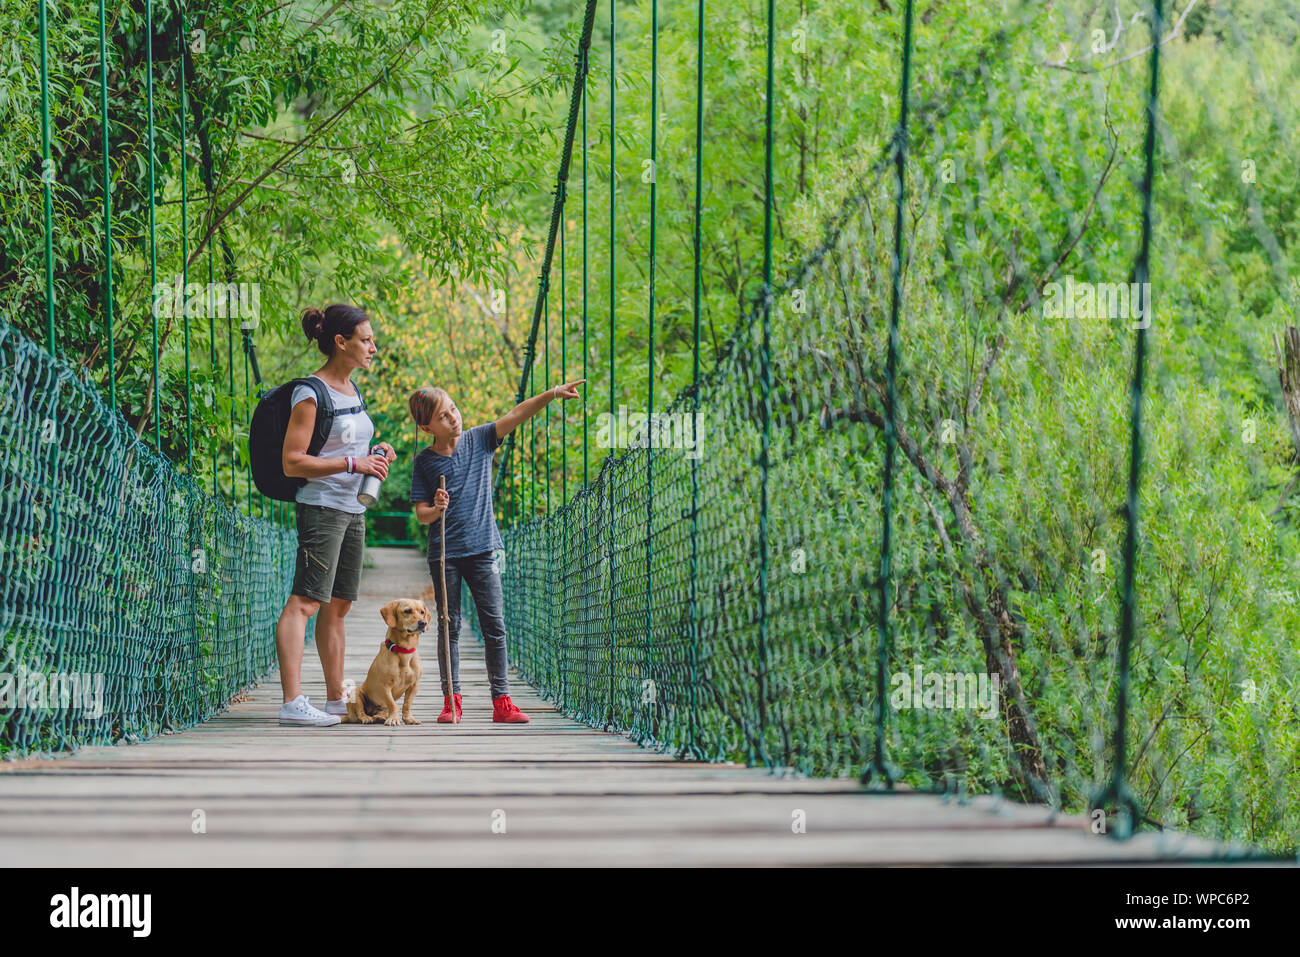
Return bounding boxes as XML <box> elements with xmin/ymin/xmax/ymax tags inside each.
<box><xmin>290</xmin><ymin>374</ymin><xmax>374</xmax><ymax>514</ymax></box>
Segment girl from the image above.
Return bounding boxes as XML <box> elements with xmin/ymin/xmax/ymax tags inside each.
<box><xmin>408</xmin><ymin>379</ymin><xmax>583</xmax><ymax>722</ymax></box>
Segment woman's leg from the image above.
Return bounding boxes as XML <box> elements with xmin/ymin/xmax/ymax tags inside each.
<box><xmin>320</xmin><ymin>511</ymin><xmax>366</xmax><ymax>705</ymax></box>
<box><xmin>276</xmin><ymin>593</ymin><xmax>322</xmax><ymax>701</ymax></box>
<box><xmin>279</xmin><ymin>502</ymin><xmax>350</xmax><ymax>703</ymax></box>
<box><xmin>315</xmin><ymin>596</ymin><xmax>353</xmax><ymax>703</ymax></box>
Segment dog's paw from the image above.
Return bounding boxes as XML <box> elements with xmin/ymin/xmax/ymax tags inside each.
<box><xmin>403</xmin><ymin>716</ymin><xmax>422</xmax><ymax>725</ymax></box>
<box><xmin>384</xmin><ymin>715</ymin><xmax>401</xmax><ymax>727</ymax></box>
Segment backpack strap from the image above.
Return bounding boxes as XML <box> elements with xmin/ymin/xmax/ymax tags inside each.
<box><xmin>291</xmin><ymin>377</ymin><xmax>334</xmax><ymax>455</ymax></box>
<box><xmin>332</xmin><ymin>381</ymin><xmax>366</xmax><ymax>417</ymax></box>
<box><xmin>294</xmin><ymin>377</ymin><xmax>367</xmax><ymax>456</ymax></box>
<box><xmin>319</xmin><ymin>378</ymin><xmax>366</xmax><ymax>418</ymax></box>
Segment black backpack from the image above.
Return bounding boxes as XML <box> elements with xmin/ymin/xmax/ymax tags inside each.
<box><xmin>250</xmin><ymin>377</ymin><xmax>367</xmax><ymax>502</ymax></box>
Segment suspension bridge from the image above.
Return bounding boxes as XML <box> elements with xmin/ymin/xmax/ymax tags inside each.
<box><xmin>0</xmin><ymin>548</ymin><xmax>1228</xmax><ymax>866</ymax></box>
<box><xmin>2</xmin><ymin>0</ymin><xmax>1298</xmax><ymax>864</ymax></box>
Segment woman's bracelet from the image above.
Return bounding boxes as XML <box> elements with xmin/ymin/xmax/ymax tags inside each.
<box><xmin>552</xmin><ymin>384</ymin><xmax>560</xmax><ymax>400</ymax></box>
<box><xmin>346</xmin><ymin>456</ymin><xmax>354</xmax><ymax>474</ymax></box>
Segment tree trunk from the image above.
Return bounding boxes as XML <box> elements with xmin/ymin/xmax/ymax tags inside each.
<box><xmin>1274</xmin><ymin>327</ymin><xmax>1300</xmax><ymax>461</ymax></box>
<box><xmin>1271</xmin><ymin>328</ymin><xmax>1300</xmax><ymax>515</ymax></box>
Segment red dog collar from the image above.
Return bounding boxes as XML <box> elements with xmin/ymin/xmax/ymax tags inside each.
<box><xmin>385</xmin><ymin>638</ymin><xmax>416</xmax><ymax>654</ymax></box>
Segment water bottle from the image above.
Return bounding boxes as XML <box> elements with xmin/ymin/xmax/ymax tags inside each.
<box><xmin>356</xmin><ymin>445</ymin><xmax>385</xmax><ymax>507</ymax></box>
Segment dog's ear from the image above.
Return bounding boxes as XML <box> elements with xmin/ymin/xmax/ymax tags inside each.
<box><xmin>379</xmin><ymin>600</ymin><xmax>399</xmax><ymax>628</ymax></box>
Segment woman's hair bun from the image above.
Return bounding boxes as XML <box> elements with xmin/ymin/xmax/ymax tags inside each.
<box><xmin>301</xmin><ymin>303</ymin><xmax>368</xmax><ymax>356</ymax></box>
<box><xmin>301</xmin><ymin>307</ymin><xmax>326</xmax><ymax>340</ymax></box>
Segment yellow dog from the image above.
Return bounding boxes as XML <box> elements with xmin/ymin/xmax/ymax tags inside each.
<box><xmin>344</xmin><ymin>598</ymin><xmax>428</xmax><ymax>726</ymax></box>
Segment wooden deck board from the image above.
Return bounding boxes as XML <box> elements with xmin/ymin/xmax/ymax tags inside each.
<box><xmin>0</xmin><ymin>547</ymin><xmax>1233</xmax><ymax>866</ymax></box>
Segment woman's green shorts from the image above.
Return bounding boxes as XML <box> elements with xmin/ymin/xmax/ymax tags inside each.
<box><xmin>291</xmin><ymin>502</ymin><xmax>366</xmax><ymax>603</ymax></box>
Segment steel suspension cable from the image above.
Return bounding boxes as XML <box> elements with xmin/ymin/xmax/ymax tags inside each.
<box><xmin>530</xmin><ymin>332</ymin><xmax>536</xmax><ymax>516</ymax></box>
<box><xmin>561</xmin><ymin>210</ymin><xmax>567</xmax><ymax>507</ymax></box>
<box><xmin>1099</xmin><ymin>0</ymin><xmax>1167</xmax><ymax>842</ymax></box>
<box><xmin>582</xmin><ymin>71</ymin><xmax>589</xmax><ymax>487</ymax></box>
<box><xmin>753</xmin><ymin>0</ymin><xmax>779</xmax><ymax>766</ymax></box>
<box><xmin>606</xmin><ymin>0</ymin><xmax>616</xmax><ymax>730</ymax></box>
<box><xmin>545</xmin><ymin>288</ymin><xmax>550</xmax><ymax>515</ymax></box>
<box><xmin>580</xmin><ymin>46</ymin><xmax>591</xmax><ymax>722</ymax></box>
<box><xmin>560</xmin><ymin>201</ymin><xmax>568</xmax><ymax>707</ymax></box>
<box><xmin>97</xmin><ymin>0</ymin><xmax>115</xmax><ymax>408</ymax></box>
<box><xmin>643</xmin><ymin>0</ymin><xmax>658</xmax><ymax>740</ymax></box>
<box><xmin>686</xmin><ymin>0</ymin><xmax>706</xmax><ymax>759</ymax></box>
<box><xmin>244</xmin><ymin>340</ymin><xmax>251</xmax><ymax>514</ymax></box>
<box><xmin>227</xmin><ymin>283</ymin><xmax>235</xmax><ymax>504</ymax></box>
<box><xmin>37</xmin><ymin>0</ymin><xmax>55</xmax><ymax>351</ymax></box>
<box><xmin>867</xmin><ymin>0</ymin><xmax>915</xmax><ymax>787</ymax></box>
<box><xmin>209</xmin><ymin>246</ymin><xmax>218</xmax><ymax>497</ymax></box>
<box><xmin>180</xmin><ymin>2</ymin><xmax>193</xmax><ymax>472</ymax></box>
<box><xmin>146</xmin><ymin>0</ymin><xmax>160</xmax><ymax>449</ymax></box>
<box><xmin>36</xmin><ymin>0</ymin><xmax>63</xmax><ymax>620</ymax></box>
<box><xmin>94</xmin><ymin>0</ymin><xmax>125</xmax><ymax>625</ymax></box>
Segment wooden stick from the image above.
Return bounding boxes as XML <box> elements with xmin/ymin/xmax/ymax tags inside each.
<box><xmin>438</xmin><ymin>474</ymin><xmax>458</xmax><ymax>723</ymax></box>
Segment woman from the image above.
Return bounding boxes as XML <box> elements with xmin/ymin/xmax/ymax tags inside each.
<box><xmin>275</xmin><ymin>303</ymin><xmax>396</xmax><ymax>727</ymax></box>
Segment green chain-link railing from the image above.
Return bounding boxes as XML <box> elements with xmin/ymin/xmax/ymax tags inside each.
<box><xmin>2</xmin><ymin>0</ymin><xmax>300</xmax><ymax>758</ymax></box>
<box><xmin>469</xmin><ymin>0</ymin><xmax>1300</xmax><ymax>855</ymax></box>
<box><xmin>0</xmin><ymin>318</ymin><xmax>297</xmax><ymax>755</ymax></box>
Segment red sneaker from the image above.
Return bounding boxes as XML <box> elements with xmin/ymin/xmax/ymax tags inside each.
<box><xmin>437</xmin><ymin>693</ymin><xmax>462</xmax><ymax>723</ymax></box>
<box><xmin>492</xmin><ymin>695</ymin><xmax>530</xmax><ymax>723</ymax></box>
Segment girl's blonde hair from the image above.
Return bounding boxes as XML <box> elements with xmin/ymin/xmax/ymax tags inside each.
<box><xmin>408</xmin><ymin>386</ymin><xmax>451</xmax><ymax>429</ymax></box>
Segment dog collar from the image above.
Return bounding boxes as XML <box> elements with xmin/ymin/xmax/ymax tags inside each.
<box><xmin>385</xmin><ymin>638</ymin><xmax>416</xmax><ymax>654</ymax></box>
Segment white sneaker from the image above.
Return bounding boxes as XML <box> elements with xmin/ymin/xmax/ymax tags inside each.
<box><xmin>279</xmin><ymin>695</ymin><xmax>341</xmax><ymax>727</ymax></box>
<box><xmin>325</xmin><ymin>698</ymin><xmax>348</xmax><ymax>716</ymax></box>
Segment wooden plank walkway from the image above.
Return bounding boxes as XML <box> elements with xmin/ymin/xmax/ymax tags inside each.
<box><xmin>0</xmin><ymin>547</ymin><xmax>1230</xmax><ymax>865</ymax></box>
